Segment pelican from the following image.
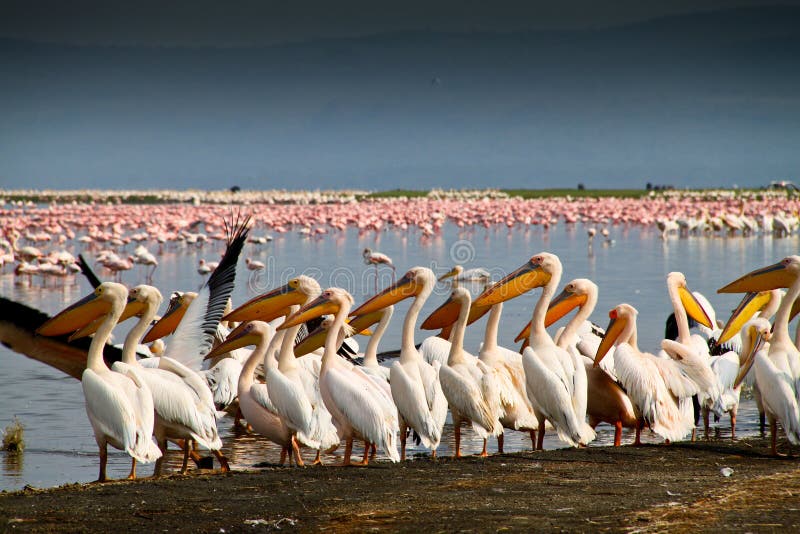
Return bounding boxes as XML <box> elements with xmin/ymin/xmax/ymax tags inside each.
<box><xmin>438</xmin><ymin>265</ymin><xmax>491</xmax><ymax>287</ymax></box>
<box><xmin>474</xmin><ymin>253</ymin><xmax>595</xmax><ymax>449</ymax></box>
<box><xmin>548</xmin><ymin>279</ymin><xmax>640</xmax><ymax>447</ymax></box>
<box><xmin>281</xmin><ymin>288</ymin><xmax>400</xmax><ymax>465</ymax></box>
<box><xmin>83</xmin><ymin>285</ymin><xmax>227</xmax><ymax>475</ymax></box>
<box><xmin>424</xmin><ymin>287</ymin><xmax>502</xmax><ymax>457</ymax></box>
<box><xmin>350</xmin><ymin>267</ymin><xmax>448</xmax><ymax>460</ymax></box>
<box><xmin>221</xmin><ymin>276</ymin><xmax>340</xmax><ymax>463</ymax></box>
<box><xmin>36</xmin><ymin>282</ymin><xmax>161</xmax><ymax>482</ymax></box>
<box><xmin>206</xmin><ymin>321</ymin><xmax>298</xmax><ymax>463</ymax></box>
<box><xmin>718</xmin><ymin>255</ymin><xmax>800</xmax><ymax>454</ymax></box>
<box><xmin>596</xmin><ymin>303</ymin><xmax>716</xmax><ymax>444</ymax></box>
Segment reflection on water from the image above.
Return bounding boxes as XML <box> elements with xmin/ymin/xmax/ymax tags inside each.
<box><xmin>0</xmin><ymin>223</ymin><xmax>797</xmax><ymax>490</ymax></box>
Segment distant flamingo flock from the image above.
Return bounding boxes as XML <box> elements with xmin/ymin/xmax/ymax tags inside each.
<box><xmin>1</xmin><ymin>190</ymin><xmax>798</xmax><ymax>286</ymax></box>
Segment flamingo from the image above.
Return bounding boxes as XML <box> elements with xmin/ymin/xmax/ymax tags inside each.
<box><xmin>363</xmin><ymin>248</ymin><xmax>396</xmax><ymax>292</ymax></box>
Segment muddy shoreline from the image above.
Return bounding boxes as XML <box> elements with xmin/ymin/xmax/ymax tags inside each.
<box><xmin>2</xmin><ymin>436</ymin><xmax>799</xmax><ymax>532</ymax></box>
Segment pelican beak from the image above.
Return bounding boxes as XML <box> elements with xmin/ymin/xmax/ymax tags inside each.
<box><xmin>348</xmin><ymin>310</ymin><xmax>383</xmax><ymax>335</ymax></box>
<box><xmin>223</xmin><ymin>281</ymin><xmax>307</xmax><ymax>323</ymax></box>
<box><xmin>438</xmin><ymin>267</ymin><xmax>459</xmax><ymax>282</ymax></box>
<box><xmin>733</xmin><ymin>325</ymin><xmax>768</xmax><ymax>389</ymax></box>
<box><xmin>37</xmin><ymin>290</ymin><xmax>111</xmax><ymax>337</ymax></box>
<box><xmin>717</xmin><ymin>291</ymin><xmax>772</xmax><ymax>345</ymax></box>
<box><xmin>545</xmin><ymin>289</ymin><xmax>586</xmax><ymax>328</ymax></box>
<box><xmin>281</xmin><ymin>293</ymin><xmax>338</xmax><ymax>330</ymax></box>
<box><xmin>718</xmin><ymin>261</ymin><xmax>796</xmax><ymax>293</ymax></box>
<box><xmin>142</xmin><ymin>293</ymin><xmax>188</xmax><ymax>343</ymax></box>
<box><xmin>595</xmin><ymin>309</ymin><xmax>627</xmax><ymax>368</ymax></box>
<box><xmin>514</xmin><ymin>321</ymin><xmax>531</xmax><ymax>343</ymax></box>
<box><xmin>421</xmin><ymin>295</ymin><xmax>462</xmax><ymax>330</ymax></box>
<box><xmin>473</xmin><ymin>259</ymin><xmax>549</xmax><ymax>307</ymax></box>
<box><xmin>292</xmin><ymin>327</ymin><xmax>327</xmax><ymax>356</ymax></box>
<box><xmin>69</xmin><ymin>297</ymin><xmax>146</xmax><ymax>341</ymax></box>
<box><xmin>465</xmin><ymin>304</ymin><xmax>492</xmax><ymax>326</ymax></box>
<box><xmin>205</xmin><ymin>322</ymin><xmax>260</xmax><ymax>360</ymax></box>
<box><xmin>678</xmin><ymin>286</ymin><xmax>713</xmax><ymax>329</ymax></box>
<box><xmin>350</xmin><ymin>271</ymin><xmax>419</xmax><ymax>316</ymax></box>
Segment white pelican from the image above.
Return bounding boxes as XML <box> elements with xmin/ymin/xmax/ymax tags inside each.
<box><xmin>221</xmin><ymin>276</ymin><xmax>340</xmax><ymax>464</ymax></box>
<box><xmin>350</xmin><ymin>267</ymin><xmax>448</xmax><ymax>460</ymax></box>
<box><xmin>102</xmin><ymin>285</ymin><xmax>225</xmax><ymax>475</ymax></box>
<box><xmin>548</xmin><ymin>279</ymin><xmax>640</xmax><ymax>447</ymax></box>
<box><xmin>281</xmin><ymin>288</ymin><xmax>400</xmax><ymax>465</ymax></box>
<box><xmin>357</xmin><ymin>306</ymin><xmax>393</xmax><ymax>384</ymax></box>
<box><xmin>424</xmin><ymin>287</ymin><xmax>502</xmax><ymax>457</ymax></box>
<box><xmin>37</xmin><ymin>282</ymin><xmax>161</xmax><ymax>482</ymax></box>
<box><xmin>438</xmin><ymin>265</ymin><xmax>491</xmax><ymax>287</ymax></box>
<box><xmin>596</xmin><ymin>303</ymin><xmax>716</xmax><ymax>443</ymax></box>
<box><xmin>474</xmin><ymin>253</ymin><xmax>595</xmax><ymax>449</ymax></box>
<box><xmin>718</xmin><ymin>255</ymin><xmax>800</xmax><ymax>454</ymax></box>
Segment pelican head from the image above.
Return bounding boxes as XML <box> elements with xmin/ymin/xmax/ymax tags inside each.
<box><xmin>438</xmin><ymin>265</ymin><xmax>464</xmax><ymax>282</ymax></box>
<box><xmin>223</xmin><ymin>275</ymin><xmax>321</xmax><ymax>324</ymax></box>
<box><xmin>281</xmin><ymin>287</ymin><xmax>354</xmax><ymax>330</ymax></box>
<box><xmin>421</xmin><ymin>287</ymin><xmax>471</xmax><ymax>330</ymax></box>
<box><xmin>667</xmin><ymin>271</ymin><xmax>713</xmax><ymax>329</ymax></box>
<box><xmin>205</xmin><ymin>320</ymin><xmax>272</xmax><ymax>360</ymax></box>
<box><xmin>473</xmin><ymin>252</ymin><xmax>560</xmax><ymax>307</ymax></box>
<box><xmin>69</xmin><ymin>284</ymin><xmax>162</xmax><ymax>341</ymax></box>
<box><xmin>293</xmin><ymin>310</ymin><xmax>380</xmax><ymax>356</ymax></box>
<box><xmin>515</xmin><ymin>277</ymin><xmax>597</xmax><ymax>342</ymax></box>
<box><xmin>350</xmin><ymin>266</ymin><xmax>435</xmax><ymax>316</ymax></box>
<box><xmin>142</xmin><ymin>291</ymin><xmax>197</xmax><ymax>343</ymax></box>
<box><xmin>37</xmin><ymin>282</ymin><xmax>129</xmax><ymax>337</ymax></box>
<box><xmin>733</xmin><ymin>317</ymin><xmax>772</xmax><ymax>389</ymax></box>
<box><xmin>718</xmin><ymin>256</ymin><xmax>800</xmax><ymax>293</ymax></box>
<box><xmin>595</xmin><ymin>303</ymin><xmax>638</xmax><ymax>367</ymax></box>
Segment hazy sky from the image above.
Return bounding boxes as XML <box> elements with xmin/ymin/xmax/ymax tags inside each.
<box><xmin>3</xmin><ymin>0</ymin><xmax>800</xmax><ymax>46</ymax></box>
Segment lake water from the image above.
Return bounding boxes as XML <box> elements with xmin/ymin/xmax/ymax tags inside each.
<box><xmin>1</xmin><ymin>222</ymin><xmax>797</xmax><ymax>490</ymax></box>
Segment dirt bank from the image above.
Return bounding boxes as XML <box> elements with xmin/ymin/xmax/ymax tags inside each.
<box><xmin>2</xmin><ymin>436</ymin><xmax>799</xmax><ymax>532</ymax></box>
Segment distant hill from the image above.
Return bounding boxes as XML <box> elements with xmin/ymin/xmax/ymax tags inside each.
<box><xmin>1</xmin><ymin>6</ymin><xmax>798</xmax><ymax>190</ymax></box>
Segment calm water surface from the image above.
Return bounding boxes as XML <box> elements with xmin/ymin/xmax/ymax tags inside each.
<box><xmin>1</xmin><ymin>222</ymin><xmax>797</xmax><ymax>490</ymax></box>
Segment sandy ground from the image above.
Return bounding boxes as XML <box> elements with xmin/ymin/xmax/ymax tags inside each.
<box><xmin>2</xmin><ymin>436</ymin><xmax>800</xmax><ymax>533</ymax></box>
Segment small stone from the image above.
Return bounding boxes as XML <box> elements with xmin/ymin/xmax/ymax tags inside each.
<box><xmin>720</xmin><ymin>467</ymin><xmax>734</xmax><ymax>477</ymax></box>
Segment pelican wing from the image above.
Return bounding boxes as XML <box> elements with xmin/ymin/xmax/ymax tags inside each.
<box><xmin>438</xmin><ymin>363</ymin><xmax>499</xmax><ymax>438</ymax></box>
<box><xmin>420</xmin><ymin>336</ymin><xmax>451</xmax><ymax>367</ymax></box>
<box><xmin>164</xmin><ymin>217</ymin><xmax>249</xmax><ymax>369</ymax></box>
<box><xmin>82</xmin><ymin>369</ymin><xmax>138</xmax><ymax>451</ymax></box>
<box><xmin>754</xmin><ymin>351</ymin><xmax>800</xmax><ymax>444</ymax></box>
<box><xmin>249</xmin><ymin>382</ymin><xmax>279</xmax><ymax>414</ymax></box>
<box><xmin>390</xmin><ymin>362</ymin><xmax>441</xmax><ymax>448</ymax></box>
<box><xmin>265</xmin><ymin>370</ymin><xmax>317</xmax><ymax>448</ymax></box>
<box><xmin>326</xmin><ymin>367</ymin><xmax>399</xmax><ymax>461</ymax></box>
<box><xmin>659</xmin><ymin>339</ymin><xmax>718</xmax><ymax>398</ymax></box>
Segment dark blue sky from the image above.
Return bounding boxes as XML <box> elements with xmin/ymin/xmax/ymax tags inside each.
<box><xmin>1</xmin><ymin>2</ymin><xmax>799</xmax><ymax>191</ymax></box>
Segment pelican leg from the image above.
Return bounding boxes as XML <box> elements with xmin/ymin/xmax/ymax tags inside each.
<box><xmin>181</xmin><ymin>439</ymin><xmax>191</xmax><ymax>474</ymax></box>
<box><xmin>770</xmin><ymin>417</ymin><xmax>783</xmax><ymax>456</ymax></box>
<box><xmin>359</xmin><ymin>441</ymin><xmax>370</xmax><ymax>466</ymax></box>
<box><xmin>528</xmin><ymin>429</ymin><xmax>536</xmax><ymax>451</ymax></box>
<box><xmin>633</xmin><ymin>422</ymin><xmax>643</xmax><ymax>446</ymax></box>
<box><xmin>312</xmin><ymin>450</ymin><xmax>323</xmax><ymax>466</ymax></box>
<box><xmin>279</xmin><ymin>446</ymin><xmax>288</xmax><ymax>466</ymax></box>
<box><xmin>431</xmin><ymin>447</ymin><xmax>437</xmax><ymax>460</ymax></box>
<box><xmin>399</xmin><ymin>420</ymin><xmax>407</xmax><ymax>462</ymax></box>
<box><xmin>213</xmin><ymin>450</ymin><xmax>230</xmax><ymax>473</ymax></box>
<box><xmin>291</xmin><ymin>436</ymin><xmax>305</xmax><ymax>467</ymax></box>
<box><xmin>343</xmin><ymin>437</ymin><xmax>353</xmax><ymax>466</ymax></box>
<box><xmin>370</xmin><ymin>442</ymin><xmax>377</xmax><ymax>459</ymax></box>
<box><xmin>153</xmin><ymin>435</ymin><xmax>168</xmax><ymax>477</ymax></box>
<box><xmin>536</xmin><ymin>419</ymin><xmax>546</xmax><ymax>450</ymax></box>
<box><xmin>454</xmin><ymin>419</ymin><xmax>462</xmax><ymax>459</ymax></box>
<box><xmin>613</xmin><ymin>421</ymin><xmax>622</xmax><ymax>447</ymax></box>
<box><xmin>730</xmin><ymin>409</ymin><xmax>737</xmax><ymax>440</ymax></box>
<box><xmin>97</xmin><ymin>442</ymin><xmax>108</xmax><ymax>483</ymax></box>
<box><xmin>497</xmin><ymin>432</ymin><xmax>504</xmax><ymax>454</ymax></box>
<box><xmin>703</xmin><ymin>408</ymin><xmax>710</xmax><ymax>439</ymax></box>
<box><xmin>127</xmin><ymin>458</ymin><xmax>137</xmax><ymax>480</ymax></box>
<box><xmin>480</xmin><ymin>438</ymin><xmax>488</xmax><ymax>457</ymax></box>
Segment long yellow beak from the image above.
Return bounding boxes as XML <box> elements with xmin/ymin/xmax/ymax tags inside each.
<box><xmin>718</xmin><ymin>261</ymin><xmax>796</xmax><ymax>293</ymax></box>
<box><xmin>595</xmin><ymin>311</ymin><xmax>627</xmax><ymax>368</ymax></box>
<box><xmin>421</xmin><ymin>295</ymin><xmax>461</xmax><ymax>330</ymax></box>
<box><xmin>465</xmin><ymin>304</ymin><xmax>491</xmax><ymax>326</ymax></box>
<box><xmin>678</xmin><ymin>286</ymin><xmax>713</xmax><ymax>330</ymax></box>
<box><xmin>293</xmin><ymin>312</ymin><xmax>380</xmax><ymax>356</ymax></box>
<box><xmin>514</xmin><ymin>321</ymin><xmax>531</xmax><ymax>343</ymax></box>
<box><xmin>473</xmin><ymin>259</ymin><xmax>549</xmax><ymax>307</ymax></box>
<box><xmin>37</xmin><ymin>290</ymin><xmax>111</xmax><ymax>337</ymax></box>
<box><xmin>205</xmin><ymin>321</ymin><xmax>261</xmax><ymax>360</ymax></box>
<box><xmin>733</xmin><ymin>324</ymin><xmax>768</xmax><ymax>389</ymax></box>
<box><xmin>142</xmin><ymin>293</ymin><xmax>189</xmax><ymax>343</ymax></box>
<box><xmin>281</xmin><ymin>293</ymin><xmax>339</xmax><ymax>330</ymax></box>
<box><xmin>69</xmin><ymin>298</ymin><xmax>146</xmax><ymax>341</ymax></box>
<box><xmin>438</xmin><ymin>267</ymin><xmax>459</xmax><ymax>282</ymax></box>
<box><xmin>546</xmin><ymin>289</ymin><xmax>587</xmax><ymax>327</ymax></box>
<box><xmin>717</xmin><ymin>291</ymin><xmax>772</xmax><ymax>345</ymax></box>
<box><xmin>223</xmin><ymin>282</ymin><xmax>307</xmax><ymax>323</ymax></box>
<box><xmin>350</xmin><ymin>272</ymin><xmax>419</xmax><ymax>316</ymax></box>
